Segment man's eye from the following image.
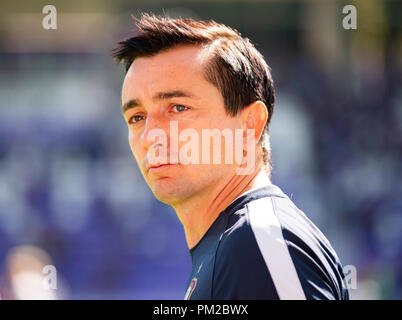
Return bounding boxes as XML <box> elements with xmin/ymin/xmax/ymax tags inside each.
<box><xmin>128</xmin><ymin>115</ymin><xmax>144</xmax><ymax>124</ymax></box>
<box><xmin>172</xmin><ymin>104</ymin><xmax>188</xmax><ymax>113</ymax></box>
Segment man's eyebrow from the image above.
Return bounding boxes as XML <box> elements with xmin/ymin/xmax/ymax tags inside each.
<box><xmin>122</xmin><ymin>90</ymin><xmax>197</xmax><ymax>114</ymax></box>
<box><xmin>121</xmin><ymin>99</ymin><xmax>141</xmax><ymax>113</ymax></box>
<box><xmin>153</xmin><ymin>89</ymin><xmax>196</xmax><ymax>101</ymax></box>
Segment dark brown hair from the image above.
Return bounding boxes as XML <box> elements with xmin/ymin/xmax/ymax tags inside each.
<box><xmin>113</xmin><ymin>13</ymin><xmax>275</xmax><ymax>173</ymax></box>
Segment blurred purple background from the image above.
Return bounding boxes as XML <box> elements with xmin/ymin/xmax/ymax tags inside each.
<box><xmin>0</xmin><ymin>0</ymin><xmax>401</xmax><ymax>299</ymax></box>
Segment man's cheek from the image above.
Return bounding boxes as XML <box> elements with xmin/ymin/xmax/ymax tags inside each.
<box><xmin>128</xmin><ymin>134</ymin><xmax>135</xmax><ymax>156</ymax></box>
<box><xmin>128</xmin><ymin>134</ymin><xmax>142</xmax><ymax>166</ymax></box>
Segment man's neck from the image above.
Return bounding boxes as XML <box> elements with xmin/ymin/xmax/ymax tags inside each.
<box><xmin>173</xmin><ymin>167</ymin><xmax>271</xmax><ymax>249</ymax></box>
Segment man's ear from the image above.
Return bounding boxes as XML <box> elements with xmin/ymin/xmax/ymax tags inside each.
<box><xmin>241</xmin><ymin>100</ymin><xmax>268</xmax><ymax>148</ymax></box>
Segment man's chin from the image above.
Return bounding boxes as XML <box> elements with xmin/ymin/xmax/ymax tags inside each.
<box><xmin>149</xmin><ymin>178</ymin><xmax>188</xmax><ymax>205</ymax></box>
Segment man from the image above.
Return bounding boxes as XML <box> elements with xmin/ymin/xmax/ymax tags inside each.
<box><xmin>113</xmin><ymin>13</ymin><xmax>349</xmax><ymax>300</ymax></box>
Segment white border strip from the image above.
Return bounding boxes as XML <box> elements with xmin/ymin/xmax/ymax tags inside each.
<box><xmin>248</xmin><ymin>197</ymin><xmax>306</xmax><ymax>300</ymax></box>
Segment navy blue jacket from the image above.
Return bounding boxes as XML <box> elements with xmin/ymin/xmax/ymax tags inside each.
<box><xmin>184</xmin><ymin>184</ymin><xmax>349</xmax><ymax>300</ymax></box>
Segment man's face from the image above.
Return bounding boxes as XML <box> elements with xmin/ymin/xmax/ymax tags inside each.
<box><xmin>121</xmin><ymin>45</ymin><xmax>244</xmax><ymax>205</ymax></box>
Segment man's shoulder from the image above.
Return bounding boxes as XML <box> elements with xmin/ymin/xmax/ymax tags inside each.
<box><xmin>217</xmin><ymin>192</ymin><xmax>303</xmax><ymax>265</ymax></box>
<box><xmin>214</xmin><ymin>186</ymin><xmax>349</xmax><ymax>300</ymax></box>
<box><xmin>221</xmin><ymin>186</ymin><xmax>336</xmax><ymax>262</ymax></box>
<box><xmin>219</xmin><ymin>187</ymin><xmax>302</xmax><ymax>251</ymax></box>
<box><xmin>213</xmin><ymin>204</ymin><xmax>280</xmax><ymax>299</ymax></box>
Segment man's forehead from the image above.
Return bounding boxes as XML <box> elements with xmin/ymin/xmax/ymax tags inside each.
<box><xmin>122</xmin><ymin>45</ymin><xmax>209</xmax><ymax>101</ymax></box>
<box><xmin>130</xmin><ymin>44</ymin><xmax>206</xmax><ymax>74</ymax></box>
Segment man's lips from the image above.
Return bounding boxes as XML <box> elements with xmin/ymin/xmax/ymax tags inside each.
<box><xmin>147</xmin><ymin>163</ymin><xmax>177</xmax><ymax>173</ymax></box>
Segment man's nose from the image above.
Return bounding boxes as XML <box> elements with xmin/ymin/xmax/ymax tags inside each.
<box><xmin>140</xmin><ymin>116</ymin><xmax>168</xmax><ymax>151</ymax></box>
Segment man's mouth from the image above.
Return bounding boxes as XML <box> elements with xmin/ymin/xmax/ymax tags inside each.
<box><xmin>147</xmin><ymin>163</ymin><xmax>177</xmax><ymax>173</ymax></box>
